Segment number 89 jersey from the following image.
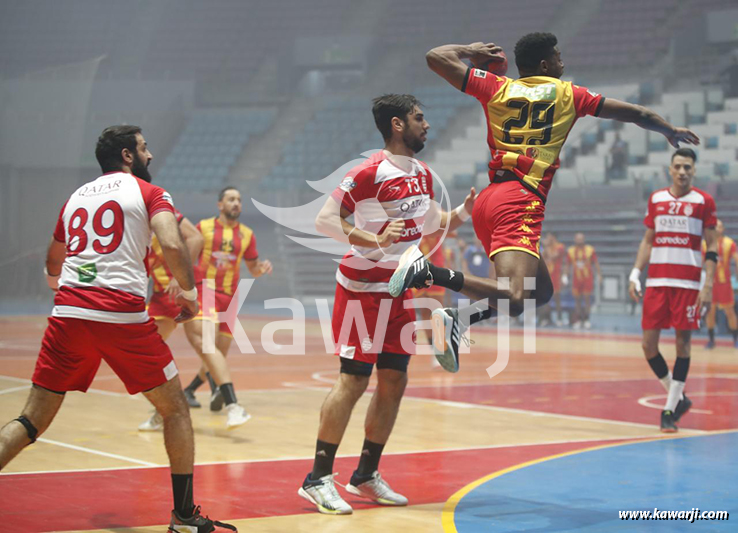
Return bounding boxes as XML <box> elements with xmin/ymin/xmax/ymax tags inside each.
<box><xmin>52</xmin><ymin>172</ymin><xmax>175</xmax><ymax>323</ymax></box>
<box><xmin>463</xmin><ymin>68</ymin><xmax>604</xmax><ymax>202</ymax></box>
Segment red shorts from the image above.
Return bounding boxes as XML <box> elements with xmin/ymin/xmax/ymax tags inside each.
<box><xmin>572</xmin><ymin>277</ymin><xmax>594</xmax><ymax>296</ymax></box>
<box><xmin>332</xmin><ymin>284</ymin><xmax>416</xmax><ymax>364</ymax></box>
<box><xmin>713</xmin><ymin>282</ymin><xmax>735</xmax><ymax>307</ymax></box>
<box><xmin>32</xmin><ymin>317</ymin><xmax>177</xmax><ymax>395</ymax></box>
<box><xmin>147</xmin><ymin>291</ymin><xmax>181</xmax><ymax>321</ymax></box>
<box><xmin>642</xmin><ymin>286</ymin><xmax>700</xmax><ymax>331</ymax></box>
<box><xmin>195</xmin><ymin>288</ymin><xmax>237</xmax><ymax>337</ymax></box>
<box><xmin>472</xmin><ymin>180</ymin><xmax>544</xmax><ymax>259</ymax></box>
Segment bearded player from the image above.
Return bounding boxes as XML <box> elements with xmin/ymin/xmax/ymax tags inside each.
<box><xmin>388</xmin><ymin>32</ymin><xmax>699</xmax><ymax>372</ymax></box>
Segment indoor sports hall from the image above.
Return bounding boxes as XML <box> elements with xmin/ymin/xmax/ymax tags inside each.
<box><xmin>1</xmin><ymin>1</ymin><xmax>737</xmax><ymax>531</ymax></box>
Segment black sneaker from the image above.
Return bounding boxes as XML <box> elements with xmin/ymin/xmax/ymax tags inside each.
<box><xmin>660</xmin><ymin>410</ymin><xmax>678</xmax><ymax>433</ymax></box>
<box><xmin>388</xmin><ymin>245</ymin><xmax>431</xmax><ymax>297</ymax></box>
<box><xmin>210</xmin><ymin>388</ymin><xmax>224</xmax><ymax>412</ymax></box>
<box><xmin>431</xmin><ymin>308</ymin><xmax>465</xmax><ymax>373</ymax></box>
<box><xmin>169</xmin><ymin>505</ymin><xmax>237</xmax><ymax>532</ymax></box>
<box><xmin>674</xmin><ymin>394</ymin><xmax>692</xmax><ymax>422</ymax></box>
<box><xmin>184</xmin><ymin>389</ymin><xmax>202</xmax><ymax>409</ymax></box>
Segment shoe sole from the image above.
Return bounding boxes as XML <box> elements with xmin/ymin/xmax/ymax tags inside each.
<box><xmin>388</xmin><ymin>245</ymin><xmax>422</xmax><ymax>298</ymax></box>
<box><xmin>431</xmin><ymin>309</ymin><xmax>459</xmax><ymax>373</ymax></box>
<box><xmin>138</xmin><ymin>425</ymin><xmax>163</xmax><ymax>432</ymax></box>
<box><xmin>345</xmin><ymin>484</ymin><xmax>408</xmax><ymax>506</ymax></box>
<box><xmin>226</xmin><ymin>411</ymin><xmax>252</xmax><ymax>430</ymax></box>
<box><xmin>298</xmin><ymin>487</ymin><xmax>353</xmax><ymax>515</ymax></box>
<box><xmin>660</xmin><ymin>427</ymin><xmax>678</xmax><ymax>433</ymax></box>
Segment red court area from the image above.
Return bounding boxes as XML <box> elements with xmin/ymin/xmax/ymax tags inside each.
<box><xmin>3</xmin><ymin>438</ymin><xmax>639</xmax><ymax>532</ymax></box>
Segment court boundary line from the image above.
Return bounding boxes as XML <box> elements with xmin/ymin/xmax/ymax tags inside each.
<box><xmin>440</xmin><ymin>429</ymin><xmax>738</xmax><ymax>533</ymax></box>
<box><xmin>36</xmin><ymin>438</ymin><xmax>158</xmax><ymax>467</ymax></box>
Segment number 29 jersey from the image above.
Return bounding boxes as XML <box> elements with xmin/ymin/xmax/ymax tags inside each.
<box><xmin>463</xmin><ymin>69</ymin><xmax>604</xmax><ymax>202</ymax></box>
<box><xmin>52</xmin><ymin>172</ymin><xmax>175</xmax><ymax>324</ymax></box>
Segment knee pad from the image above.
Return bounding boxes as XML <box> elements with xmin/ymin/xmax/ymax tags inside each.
<box><xmin>376</xmin><ymin>353</ymin><xmax>410</xmax><ymax>373</ymax></box>
<box><xmin>340</xmin><ymin>358</ymin><xmax>374</xmax><ymax>376</ymax></box>
<box><xmin>15</xmin><ymin>415</ymin><xmax>38</xmax><ymax>444</ymax></box>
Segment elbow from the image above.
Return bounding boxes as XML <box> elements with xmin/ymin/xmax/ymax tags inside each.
<box><xmin>426</xmin><ymin>49</ymin><xmax>442</xmax><ymax>69</ymax></box>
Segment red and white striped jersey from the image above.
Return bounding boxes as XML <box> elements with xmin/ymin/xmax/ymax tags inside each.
<box><xmin>330</xmin><ymin>151</ymin><xmax>436</xmax><ymax>293</ymax></box>
<box><xmin>52</xmin><ymin>172</ymin><xmax>175</xmax><ymax>323</ymax></box>
<box><xmin>644</xmin><ymin>187</ymin><xmax>717</xmax><ymax>289</ymax></box>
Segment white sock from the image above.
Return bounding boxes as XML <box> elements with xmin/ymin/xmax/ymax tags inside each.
<box><xmin>665</xmin><ymin>380</ymin><xmax>685</xmax><ymax>412</ymax></box>
<box><xmin>659</xmin><ymin>372</ymin><xmax>672</xmax><ymax>393</ymax></box>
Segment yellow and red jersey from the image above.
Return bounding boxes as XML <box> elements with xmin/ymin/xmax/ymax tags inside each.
<box><xmin>148</xmin><ymin>209</ymin><xmax>184</xmax><ymax>293</ymax></box>
<box><xmin>463</xmin><ymin>69</ymin><xmax>604</xmax><ymax>202</ymax></box>
<box><xmin>195</xmin><ymin>217</ymin><xmax>258</xmax><ymax>295</ymax></box>
<box><xmin>568</xmin><ymin>244</ymin><xmax>598</xmax><ymax>284</ymax></box>
<box><xmin>545</xmin><ymin>241</ymin><xmax>566</xmax><ymax>287</ymax></box>
<box><xmin>702</xmin><ymin>236</ymin><xmax>736</xmax><ymax>286</ymax></box>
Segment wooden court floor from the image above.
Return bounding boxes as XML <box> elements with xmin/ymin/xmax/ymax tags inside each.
<box><xmin>1</xmin><ymin>315</ymin><xmax>737</xmax><ymax>532</ymax></box>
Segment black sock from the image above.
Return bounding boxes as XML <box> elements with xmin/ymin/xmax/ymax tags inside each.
<box><xmin>311</xmin><ymin>440</ymin><xmax>339</xmax><ymax>480</ymax></box>
<box><xmin>708</xmin><ymin>329</ymin><xmax>715</xmax><ymax>343</ymax></box>
<box><xmin>220</xmin><ymin>382</ymin><xmax>237</xmax><ymax>405</ymax></box>
<box><xmin>647</xmin><ymin>352</ymin><xmax>669</xmax><ymax>380</ymax></box>
<box><xmin>428</xmin><ymin>263</ymin><xmax>464</xmax><ymax>292</ymax></box>
<box><xmin>355</xmin><ymin>439</ymin><xmax>385</xmax><ymax>478</ymax></box>
<box><xmin>459</xmin><ymin>302</ymin><xmax>497</xmax><ymax>326</ymax></box>
<box><xmin>171</xmin><ymin>474</ymin><xmax>194</xmax><ymax>518</ymax></box>
<box><xmin>673</xmin><ymin>357</ymin><xmax>690</xmax><ymax>382</ymax></box>
<box><xmin>206</xmin><ymin>373</ymin><xmax>217</xmax><ymax>393</ymax></box>
<box><xmin>185</xmin><ymin>374</ymin><xmax>204</xmax><ymax>393</ymax></box>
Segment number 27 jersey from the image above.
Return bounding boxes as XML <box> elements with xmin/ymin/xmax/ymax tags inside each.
<box><xmin>463</xmin><ymin>69</ymin><xmax>604</xmax><ymax>201</ymax></box>
<box><xmin>52</xmin><ymin>172</ymin><xmax>175</xmax><ymax>323</ymax></box>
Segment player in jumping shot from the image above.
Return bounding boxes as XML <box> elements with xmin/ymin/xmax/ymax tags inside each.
<box><xmin>388</xmin><ymin>32</ymin><xmax>700</xmax><ymax>373</ymax></box>
<box><xmin>629</xmin><ymin>148</ymin><xmax>717</xmax><ymax>432</ymax></box>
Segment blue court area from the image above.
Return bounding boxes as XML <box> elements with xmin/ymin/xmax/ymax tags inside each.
<box><xmin>451</xmin><ymin>433</ymin><xmax>737</xmax><ymax>532</ymax></box>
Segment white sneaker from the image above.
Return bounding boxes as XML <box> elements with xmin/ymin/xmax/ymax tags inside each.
<box><xmin>298</xmin><ymin>473</ymin><xmax>353</xmax><ymax>515</ymax></box>
<box><xmin>225</xmin><ymin>403</ymin><xmax>251</xmax><ymax>429</ymax></box>
<box><xmin>346</xmin><ymin>471</ymin><xmax>408</xmax><ymax>506</ymax></box>
<box><xmin>138</xmin><ymin>410</ymin><xmax>163</xmax><ymax>432</ymax></box>
<box><xmin>572</xmin><ymin>321</ymin><xmax>582</xmax><ymax>330</ymax></box>
<box><xmin>584</xmin><ymin>320</ymin><xmax>591</xmax><ymax>329</ymax></box>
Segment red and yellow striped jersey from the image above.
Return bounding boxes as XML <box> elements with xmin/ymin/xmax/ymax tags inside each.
<box><xmin>463</xmin><ymin>69</ymin><xmax>604</xmax><ymax>201</ymax></box>
<box><xmin>148</xmin><ymin>209</ymin><xmax>184</xmax><ymax>293</ymax></box>
<box><xmin>195</xmin><ymin>217</ymin><xmax>259</xmax><ymax>295</ymax></box>
<box><xmin>568</xmin><ymin>245</ymin><xmax>598</xmax><ymax>283</ymax></box>
<box><xmin>702</xmin><ymin>236</ymin><xmax>736</xmax><ymax>286</ymax></box>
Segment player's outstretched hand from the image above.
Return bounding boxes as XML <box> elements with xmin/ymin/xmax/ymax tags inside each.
<box><xmin>166</xmin><ymin>278</ymin><xmax>181</xmax><ymax>302</ymax></box>
<box><xmin>695</xmin><ymin>286</ymin><xmax>712</xmax><ymax>318</ymax></box>
<box><xmin>174</xmin><ymin>293</ymin><xmax>199</xmax><ymax>323</ymax></box>
<box><xmin>463</xmin><ymin>187</ymin><xmax>477</xmax><ymax>216</ymax></box>
<box><xmin>628</xmin><ymin>280</ymin><xmax>642</xmax><ymax>302</ymax></box>
<box><xmin>377</xmin><ymin>219</ymin><xmax>405</xmax><ymax>248</ymax></box>
<box><xmin>668</xmin><ymin>127</ymin><xmax>700</xmax><ymax>148</ymax></box>
<box><xmin>468</xmin><ymin>42</ymin><xmax>504</xmax><ymax>68</ymax></box>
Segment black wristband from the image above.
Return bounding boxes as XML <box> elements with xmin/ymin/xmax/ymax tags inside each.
<box><xmin>705</xmin><ymin>251</ymin><xmax>718</xmax><ymax>263</ymax></box>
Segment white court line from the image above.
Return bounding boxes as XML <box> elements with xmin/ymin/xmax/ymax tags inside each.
<box><xmin>0</xmin><ymin>374</ymin><xmax>137</xmax><ymax>399</ymax></box>
<box><xmin>36</xmin><ymin>438</ymin><xmax>157</xmax><ymax>467</ymax></box>
<box><xmin>0</xmin><ymin>385</ymin><xmax>33</xmax><ymax>395</ymax></box>
<box><xmin>2</xmin><ymin>432</ymin><xmax>668</xmax><ymax>476</ymax></box>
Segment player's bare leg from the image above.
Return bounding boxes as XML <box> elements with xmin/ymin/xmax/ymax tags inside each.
<box><xmin>316</xmin><ymin>373</ymin><xmax>370</xmax><ymax>445</ymax></box>
<box><xmin>583</xmin><ymin>293</ymin><xmax>592</xmax><ymax>329</ymax></box>
<box><xmin>0</xmin><ymin>385</ymin><xmax>64</xmax><ymax>470</ymax></box>
<box><xmin>154</xmin><ymin>317</ymin><xmax>178</xmax><ymax>342</ymax></box>
<box><xmin>725</xmin><ymin>306</ymin><xmax>738</xmax><ymax>346</ymax></box>
<box><xmin>143</xmin><ymin>376</ymin><xmax>194</xmax><ymax>473</ymax></box>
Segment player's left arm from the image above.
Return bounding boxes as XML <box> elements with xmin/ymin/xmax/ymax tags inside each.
<box><xmin>699</xmin><ymin>227</ymin><xmax>719</xmax><ymax>309</ymax></box>
<box><xmin>44</xmin><ymin>238</ymin><xmax>66</xmax><ymax>291</ymax></box>
<box><xmin>598</xmin><ymin>99</ymin><xmax>699</xmax><ymax>148</ymax></box>
<box><xmin>438</xmin><ymin>187</ymin><xmax>477</xmax><ymax>231</ymax></box>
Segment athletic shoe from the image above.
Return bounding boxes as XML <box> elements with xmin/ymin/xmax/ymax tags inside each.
<box><xmin>572</xmin><ymin>321</ymin><xmax>582</xmax><ymax>330</ymax></box>
<box><xmin>660</xmin><ymin>410</ymin><xmax>678</xmax><ymax>433</ymax></box>
<box><xmin>584</xmin><ymin>320</ymin><xmax>591</xmax><ymax>330</ymax></box>
<box><xmin>225</xmin><ymin>404</ymin><xmax>251</xmax><ymax>429</ymax></box>
<box><xmin>298</xmin><ymin>473</ymin><xmax>353</xmax><ymax>515</ymax></box>
<box><xmin>138</xmin><ymin>410</ymin><xmax>163</xmax><ymax>432</ymax></box>
<box><xmin>184</xmin><ymin>389</ymin><xmax>201</xmax><ymax>409</ymax></box>
<box><xmin>346</xmin><ymin>471</ymin><xmax>408</xmax><ymax>506</ymax></box>
<box><xmin>388</xmin><ymin>245</ymin><xmax>430</xmax><ymax>297</ymax></box>
<box><xmin>538</xmin><ymin>318</ymin><xmax>552</xmax><ymax>327</ymax></box>
<box><xmin>674</xmin><ymin>394</ymin><xmax>692</xmax><ymax>422</ymax></box>
<box><xmin>705</xmin><ymin>339</ymin><xmax>715</xmax><ymax>350</ymax></box>
<box><xmin>431</xmin><ymin>308</ymin><xmax>465</xmax><ymax>373</ymax></box>
<box><xmin>210</xmin><ymin>388</ymin><xmax>224</xmax><ymax>412</ymax></box>
<box><xmin>169</xmin><ymin>505</ymin><xmax>237</xmax><ymax>532</ymax></box>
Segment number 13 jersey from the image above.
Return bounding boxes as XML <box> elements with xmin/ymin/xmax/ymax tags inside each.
<box><xmin>463</xmin><ymin>68</ymin><xmax>604</xmax><ymax>202</ymax></box>
<box><xmin>52</xmin><ymin>172</ymin><xmax>175</xmax><ymax>323</ymax></box>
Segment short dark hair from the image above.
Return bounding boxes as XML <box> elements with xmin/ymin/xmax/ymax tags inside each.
<box><xmin>372</xmin><ymin>94</ymin><xmax>422</xmax><ymax>141</ymax></box>
<box><xmin>514</xmin><ymin>32</ymin><xmax>558</xmax><ymax>73</ymax></box>
<box><xmin>95</xmin><ymin>125</ymin><xmax>141</xmax><ymax>173</ymax></box>
<box><xmin>671</xmin><ymin>148</ymin><xmax>697</xmax><ymax>163</ymax></box>
<box><xmin>218</xmin><ymin>186</ymin><xmax>239</xmax><ymax>201</ymax></box>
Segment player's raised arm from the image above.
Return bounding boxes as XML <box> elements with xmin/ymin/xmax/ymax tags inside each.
<box><xmin>426</xmin><ymin>42</ymin><xmax>503</xmax><ymax>91</ymax></box>
<box><xmin>598</xmin><ymin>99</ymin><xmax>700</xmax><ymax>148</ymax></box>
